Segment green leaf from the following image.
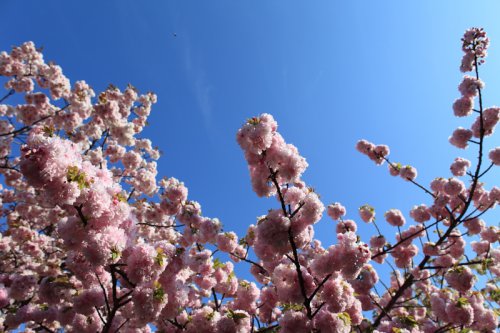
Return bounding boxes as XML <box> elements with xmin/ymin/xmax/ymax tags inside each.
<box><xmin>111</xmin><ymin>247</ymin><xmax>121</xmax><ymax>261</ymax></box>
<box><xmin>359</xmin><ymin>204</ymin><xmax>375</xmax><ymax>212</ymax></box>
<box><xmin>247</xmin><ymin>117</ymin><xmax>260</xmax><ymax>125</ymax></box>
<box><xmin>153</xmin><ymin>281</ymin><xmax>165</xmax><ymax>301</ymax></box>
<box><xmin>399</xmin><ymin>315</ymin><xmax>418</xmax><ymax>328</ymax></box>
<box><xmin>224</xmin><ymin>232</ymin><xmax>235</xmax><ymax>240</ymax></box>
<box><xmin>456</xmin><ymin>297</ymin><xmax>469</xmax><ymax>308</ymax></box>
<box><xmin>155</xmin><ymin>247</ymin><xmax>167</xmax><ymax>266</ymax></box>
<box><xmin>239</xmin><ymin>280</ymin><xmax>250</xmax><ymax>288</ymax></box>
<box><xmin>338</xmin><ymin>312</ymin><xmax>351</xmax><ymax>326</ymax></box>
<box><xmin>66</xmin><ymin>166</ymin><xmax>91</xmax><ymax>189</ymax></box>
<box><xmin>281</xmin><ymin>303</ymin><xmax>304</xmax><ymax>312</ymax></box>
<box><xmin>482</xmin><ymin>258</ymin><xmax>493</xmax><ymax>270</ymax></box>
<box><xmin>213</xmin><ymin>258</ymin><xmax>226</xmax><ymax>270</ymax></box>
<box><xmin>227</xmin><ymin>309</ymin><xmax>248</xmax><ymax>320</ymax></box>
<box><xmin>488</xmin><ymin>288</ymin><xmax>500</xmax><ymax>302</ymax></box>
<box><xmin>115</xmin><ymin>193</ymin><xmax>127</xmax><ymax>203</ymax></box>
<box><xmin>205</xmin><ymin>311</ymin><xmax>215</xmax><ymax>320</ymax></box>
<box><xmin>43</xmin><ymin>125</ymin><xmax>55</xmax><ymax>137</ymax></box>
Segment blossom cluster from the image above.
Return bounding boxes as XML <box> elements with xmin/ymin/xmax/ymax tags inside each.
<box><xmin>0</xmin><ymin>42</ymin><xmax>253</xmax><ymax>333</ymax></box>
<box><xmin>0</xmin><ymin>28</ymin><xmax>498</xmax><ymax>333</ymax></box>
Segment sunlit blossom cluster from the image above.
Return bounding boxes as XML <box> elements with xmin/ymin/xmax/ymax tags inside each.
<box><xmin>0</xmin><ymin>28</ymin><xmax>498</xmax><ymax>333</ymax></box>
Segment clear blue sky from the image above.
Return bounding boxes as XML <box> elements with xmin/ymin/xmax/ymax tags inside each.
<box><xmin>2</xmin><ymin>1</ymin><xmax>499</xmax><ymax>278</ymax></box>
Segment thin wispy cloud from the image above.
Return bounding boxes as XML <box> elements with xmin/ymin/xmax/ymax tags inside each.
<box><xmin>182</xmin><ymin>36</ymin><xmax>214</xmax><ymax>134</ymax></box>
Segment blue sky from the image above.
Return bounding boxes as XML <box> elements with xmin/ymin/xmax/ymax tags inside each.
<box><xmin>2</xmin><ymin>1</ymin><xmax>499</xmax><ymax>279</ymax></box>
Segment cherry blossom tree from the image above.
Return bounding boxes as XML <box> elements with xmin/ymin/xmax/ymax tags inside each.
<box><xmin>0</xmin><ymin>28</ymin><xmax>498</xmax><ymax>333</ymax></box>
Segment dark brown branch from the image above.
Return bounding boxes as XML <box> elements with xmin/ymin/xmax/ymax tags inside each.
<box><xmin>269</xmin><ymin>168</ymin><xmax>312</xmax><ymax>318</ymax></box>
<box><xmin>137</xmin><ymin>222</ymin><xmax>181</xmax><ymax>229</ymax></box>
<box><xmin>74</xmin><ymin>204</ymin><xmax>88</xmax><ymax>226</ymax></box>
<box><xmin>101</xmin><ymin>129</ymin><xmax>110</xmax><ymax>149</ymax></box>
<box><xmin>230</xmin><ymin>252</ymin><xmax>268</xmax><ymax>276</ymax></box>
<box><xmin>308</xmin><ymin>274</ymin><xmax>332</xmax><ymax>303</ymax></box>
<box><xmin>84</xmin><ymin>129</ymin><xmax>109</xmax><ymax>155</ymax></box>
<box><xmin>290</xmin><ymin>201</ymin><xmax>305</xmax><ymax>218</ymax></box>
<box><xmin>478</xmin><ymin>162</ymin><xmax>494</xmax><ymax>178</ymax></box>
<box><xmin>114</xmin><ymin>318</ymin><xmax>130</xmax><ymax>333</ymax></box>
<box><xmin>113</xmin><ymin>267</ymin><xmax>137</xmax><ymax>288</ymax></box>
<box><xmin>101</xmin><ymin>264</ymin><xmax>135</xmax><ymax>333</ymax></box>
<box><xmin>212</xmin><ymin>288</ymin><xmax>220</xmax><ymax>311</ymax></box>
<box><xmin>369</xmin><ymin>293</ymin><xmax>392</xmax><ymax>322</ymax></box>
<box><xmin>422</xmin><ymin>259</ymin><xmax>483</xmax><ymax>270</ymax></box>
<box><xmin>462</xmin><ymin>202</ymin><xmax>495</xmax><ymax>221</ymax></box>
<box><xmin>95</xmin><ymin>273</ymin><xmax>111</xmax><ymax>315</ymax></box>
<box><xmin>372</xmin><ymin>218</ymin><xmax>441</xmax><ymax>260</ymax></box>
<box><xmin>286</xmin><ymin>226</ymin><xmax>311</xmax><ymax>318</ymax></box>
<box><xmin>311</xmin><ymin>301</ymin><xmax>326</xmax><ymax>318</ymax></box>
<box><xmin>372</xmin><ymin>55</ymin><xmax>487</xmax><ymax>329</ymax></box>
<box><xmin>0</xmin><ymin>163</ymin><xmax>20</xmax><ymax>172</ymax></box>
<box><xmin>0</xmin><ymin>89</ymin><xmax>14</xmax><ymax>103</ymax></box>
<box><xmin>165</xmin><ymin>318</ymin><xmax>185</xmax><ymax>330</ymax></box>
<box><xmin>394</xmin><ymin>292</ymin><xmax>422</xmax><ymax>305</ymax></box>
<box><xmin>268</xmin><ymin>168</ymin><xmax>288</xmax><ymax>216</ymax></box>
<box><xmin>256</xmin><ymin>324</ymin><xmax>279</xmax><ymax>333</ymax></box>
<box><xmin>35</xmin><ymin>323</ymin><xmax>55</xmax><ymax>333</ymax></box>
<box><xmin>0</xmin><ymin>104</ymin><xmax>69</xmax><ymax>138</ymax></box>
<box><xmin>95</xmin><ymin>306</ymin><xmax>106</xmax><ymax>325</ymax></box>
<box><xmin>127</xmin><ymin>188</ymin><xmax>135</xmax><ymax>202</ymax></box>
